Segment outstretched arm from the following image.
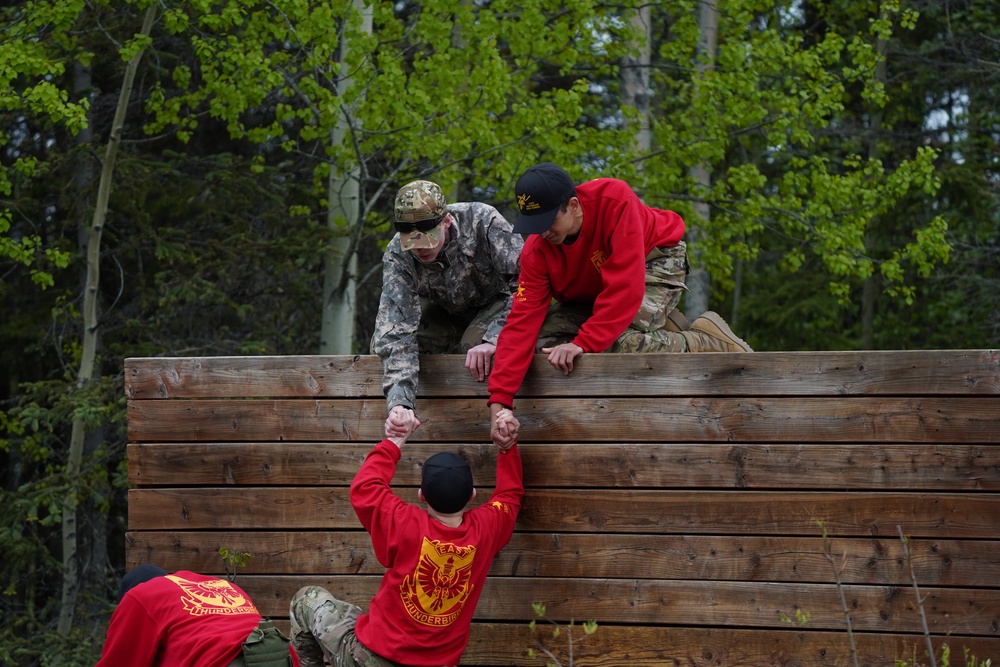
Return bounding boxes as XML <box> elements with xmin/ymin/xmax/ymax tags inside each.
<box><xmin>373</xmin><ymin>249</ymin><xmax>423</xmax><ymax>413</ymax></box>
<box><xmin>351</xmin><ymin>410</ymin><xmax>419</xmax><ymax>565</ymax></box>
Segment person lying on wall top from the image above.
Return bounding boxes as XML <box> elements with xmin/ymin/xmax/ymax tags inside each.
<box><xmin>488</xmin><ymin>162</ymin><xmax>752</xmax><ymax>449</ymax></box>
<box><xmin>371</xmin><ymin>178</ymin><xmax>524</xmax><ymax>427</ymax></box>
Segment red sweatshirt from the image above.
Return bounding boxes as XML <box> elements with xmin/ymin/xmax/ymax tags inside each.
<box><xmin>350</xmin><ymin>439</ymin><xmax>523</xmax><ymax>667</ymax></box>
<box><xmin>97</xmin><ymin>570</ymin><xmax>299</xmax><ymax>667</ymax></box>
<box><xmin>488</xmin><ymin>178</ymin><xmax>685</xmax><ymax>407</ymax></box>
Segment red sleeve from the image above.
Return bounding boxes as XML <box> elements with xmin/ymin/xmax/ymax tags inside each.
<box><xmin>350</xmin><ymin>439</ymin><xmax>408</xmax><ymax>566</ymax></box>
<box><xmin>96</xmin><ymin>594</ymin><xmax>161</xmax><ymax>667</ymax></box>
<box><xmin>487</xmin><ymin>240</ymin><xmax>551</xmax><ymax>407</ymax></box>
<box><xmin>488</xmin><ymin>444</ymin><xmax>524</xmax><ymax>516</ymax></box>
<box><xmin>469</xmin><ymin>444</ymin><xmax>524</xmax><ymax>554</ymax></box>
<box><xmin>571</xmin><ymin>196</ymin><xmax>648</xmax><ymax>352</ymax></box>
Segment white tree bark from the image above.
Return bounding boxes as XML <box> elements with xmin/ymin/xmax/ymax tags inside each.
<box><xmin>622</xmin><ymin>3</ymin><xmax>652</xmax><ymax>156</ymax></box>
<box><xmin>320</xmin><ymin>0</ymin><xmax>373</xmax><ymax>354</ymax></box>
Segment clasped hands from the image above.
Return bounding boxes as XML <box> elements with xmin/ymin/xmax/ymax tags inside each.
<box><xmin>489</xmin><ymin>403</ymin><xmax>520</xmax><ymax>452</ymax></box>
<box><xmin>385</xmin><ymin>405</ymin><xmax>420</xmax><ymax>445</ymax></box>
<box><xmin>387</xmin><ymin>403</ymin><xmax>518</xmax><ymax>452</ymax></box>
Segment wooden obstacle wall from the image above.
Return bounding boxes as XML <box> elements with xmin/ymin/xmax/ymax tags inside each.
<box><xmin>124</xmin><ymin>351</ymin><xmax>1000</xmax><ymax>666</ymax></box>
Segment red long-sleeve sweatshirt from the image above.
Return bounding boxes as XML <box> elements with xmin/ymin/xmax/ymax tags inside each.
<box><xmin>96</xmin><ymin>571</ymin><xmax>300</xmax><ymax>667</ymax></box>
<box><xmin>488</xmin><ymin>178</ymin><xmax>685</xmax><ymax>407</ymax></box>
<box><xmin>349</xmin><ymin>439</ymin><xmax>523</xmax><ymax>667</ymax></box>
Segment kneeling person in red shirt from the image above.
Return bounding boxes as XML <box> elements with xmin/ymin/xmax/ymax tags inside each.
<box><xmin>290</xmin><ymin>407</ymin><xmax>523</xmax><ymax>667</ymax></box>
<box><xmin>97</xmin><ymin>564</ymin><xmax>299</xmax><ymax>666</ymax></box>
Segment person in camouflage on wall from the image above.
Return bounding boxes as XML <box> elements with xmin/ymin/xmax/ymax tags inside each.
<box><xmin>488</xmin><ymin>163</ymin><xmax>753</xmax><ymax>449</ymax></box>
<box><xmin>371</xmin><ymin>179</ymin><xmax>523</xmax><ymax>417</ymax></box>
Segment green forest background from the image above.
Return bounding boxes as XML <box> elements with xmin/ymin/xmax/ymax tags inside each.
<box><xmin>0</xmin><ymin>0</ymin><xmax>996</xmax><ymax>664</ymax></box>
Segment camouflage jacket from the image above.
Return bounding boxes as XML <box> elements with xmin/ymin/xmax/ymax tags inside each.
<box><xmin>373</xmin><ymin>202</ymin><xmax>523</xmax><ymax>411</ymax></box>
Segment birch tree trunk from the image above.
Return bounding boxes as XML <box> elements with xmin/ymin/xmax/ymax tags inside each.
<box><xmin>320</xmin><ymin>0</ymin><xmax>373</xmax><ymax>355</ymax></box>
<box><xmin>621</xmin><ymin>2</ymin><xmax>652</xmax><ymax>156</ymax></box>
<box><xmin>685</xmin><ymin>0</ymin><xmax>718</xmax><ymax>319</ymax></box>
<box><xmin>71</xmin><ymin>55</ymin><xmax>111</xmax><ymax>625</ymax></box>
<box><xmin>58</xmin><ymin>3</ymin><xmax>157</xmax><ymax>636</ymax></box>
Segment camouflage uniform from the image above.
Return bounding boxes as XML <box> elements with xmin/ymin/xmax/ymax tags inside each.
<box><xmin>535</xmin><ymin>241</ymin><xmax>690</xmax><ymax>352</ymax></box>
<box><xmin>289</xmin><ymin>586</ymin><xmax>396</xmax><ymax>667</ymax></box>
<box><xmin>371</xmin><ymin>201</ymin><xmax>523</xmax><ymax>412</ymax></box>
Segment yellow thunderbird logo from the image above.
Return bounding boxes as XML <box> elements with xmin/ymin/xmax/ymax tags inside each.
<box><xmin>518</xmin><ymin>194</ymin><xmax>541</xmax><ymax>212</ymax></box>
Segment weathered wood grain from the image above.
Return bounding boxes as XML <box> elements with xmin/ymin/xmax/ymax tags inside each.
<box><xmin>461</xmin><ymin>624</ymin><xmax>1000</xmax><ymax>667</ymax></box>
<box><xmin>208</xmin><ymin>574</ymin><xmax>1000</xmax><ymax>635</ymax></box>
<box><xmin>124</xmin><ymin>350</ymin><xmax>1000</xmax><ymax>399</ymax></box>
<box><xmin>127</xmin><ymin>487</ymin><xmax>1000</xmax><ymax>538</ymax></box>
<box><xmin>126</xmin><ymin>397</ymin><xmax>1000</xmax><ymax>443</ymax></box>
<box><xmin>122</xmin><ymin>352</ymin><xmax>1000</xmax><ymax>665</ymax></box>
<box><xmin>252</xmin><ymin>622</ymin><xmax>1000</xmax><ymax>667</ymax></box>
<box><xmin>126</xmin><ymin>531</ymin><xmax>1000</xmax><ymax>587</ymax></box>
<box><xmin>128</xmin><ymin>441</ymin><xmax>1000</xmax><ymax>489</ymax></box>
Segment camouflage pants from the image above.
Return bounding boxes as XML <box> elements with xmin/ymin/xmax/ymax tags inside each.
<box><xmin>369</xmin><ymin>298</ymin><xmax>506</xmax><ymax>355</ymax></box>
<box><xmin>535</xmin><ymin>241</ymin><xmax>690</xmax><ymax>353</ymax></box>
<box><xmin>289</xmin><ymin>586</ymin><xmax>396</xmax><ymax>667</ymax></box>
<box><xmin>419</xmin><ymin>297</ymin><xmax>507</xmax><ymax>352</ymax></box>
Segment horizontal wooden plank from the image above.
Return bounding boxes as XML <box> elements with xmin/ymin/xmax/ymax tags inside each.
<box><xmin>126</xmin><ymin>531</ymin><xmax>1000</xmax><ymax>587</ymax></box>
<box><xmin>122</xmin><ymin>350</ymin><xmax>1000</xmax><ymax>663</ymax></box>
<box><xmin>127</xmin><ymin>488</ymin><xmax>1000</xmax><ymax>538</ymax></box>
<box><xmin>124</xmin><ymin>350</ymin><xmax>1000</xmax><ymax>399</ymax></box>
<box><xmin>126</xmin><ymin>397</ymin><xmax>1000</xmax><ymax>443</ymax></box>
<box><xmin>239</xmin><ymin>620</ymin><xmax>1000</xmax><ymax>667</ymax></box>
<box><xmin>250</xmin><ymin>620</ymin><xmax>1000</xmax><ymax>667</ymax></box>
<box><xmin>460</xmin><ymin>624</ymin><xmax>1000</xmax><ymax>667</ymax></box>
<box><xmin>186</xmin><ymin>575</ymin><xmax>1000</xmax><ymax>636</ymax></box>
<box><xmin>128</xmin><ymin>442</ymin><xmax>1000</xmax><ymax>490</ymax></box>
<box><xmin>445</xmin><ymin>623</ymin><xmax>1000</xmax><ymax>667</ymax></box>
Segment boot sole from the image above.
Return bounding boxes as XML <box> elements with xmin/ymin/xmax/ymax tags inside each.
<box><xmin>691</xmin><ymin>311</ymin><xmax>753</xmax><ymax>352</ymax></box>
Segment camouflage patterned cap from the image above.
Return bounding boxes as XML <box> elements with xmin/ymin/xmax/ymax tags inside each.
<box><xmin>394</xmin><ymin>180</ymin><xmax>447</xmax><ymax>222</ymax></box>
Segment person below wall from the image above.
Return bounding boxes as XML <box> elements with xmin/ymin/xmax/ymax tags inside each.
<box><xmin>97</xmin><ymin>564</ymin><xmax>300</xmax><ymax>666</ymax></box>
<box><xmin>289</xmin><ymin>405</ymin><xmax>523</xmax><ymax>667</ymax></box>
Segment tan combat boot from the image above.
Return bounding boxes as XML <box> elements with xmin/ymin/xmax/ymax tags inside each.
<box><xmin>681</xmin><ymin>311</ymin><xmax>753</xmax><ymax>352</ymax></box>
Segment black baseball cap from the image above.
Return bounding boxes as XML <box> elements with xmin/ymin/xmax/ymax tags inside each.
<box><xmin>421</xmin><ymin>452</ymin><xmax>474</xmax><ymax>514</ymax></box>
<box><xmin>513</xmin><ymin>162</ymin><xmax>577</xmax><ymax>234</ymax></box>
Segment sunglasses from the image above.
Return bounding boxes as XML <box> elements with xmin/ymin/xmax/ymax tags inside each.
<box><xmin>395</xmin><ymin>215</ymin><xmax>444</xmax><ymax>235</ymax></box>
